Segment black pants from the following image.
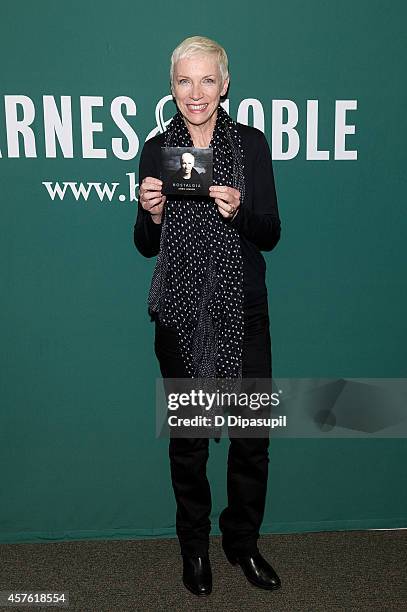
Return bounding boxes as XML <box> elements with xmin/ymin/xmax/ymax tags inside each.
<box><xmin>154</xmin><ymin>300</ymin><xmax>272</xmax><ymax>557</ymax></box>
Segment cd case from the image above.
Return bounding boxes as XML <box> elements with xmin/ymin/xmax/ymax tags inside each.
<box><xmin>161</xmin><ymin>146</ymin><xmax>213</xmax><ymax>196</ymax></box>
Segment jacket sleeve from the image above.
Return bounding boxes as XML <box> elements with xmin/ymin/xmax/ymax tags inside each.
<box><xmin>230</xmin><ymin>131</ymin><xmax>281</xmax><ymax>252</ymax></box>
<box><xmin>133</xmin><ymin>140</ymin><xmax>162</xmax><ymax>258</ymax></box>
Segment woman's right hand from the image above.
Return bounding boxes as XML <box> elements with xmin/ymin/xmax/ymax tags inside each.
<box><xmin>139</xmin><ymin>177</ymin><xmax>166</xmax><ymax>224</ymax></box>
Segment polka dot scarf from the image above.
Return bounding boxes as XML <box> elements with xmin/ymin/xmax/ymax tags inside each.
<box><xmin>148</xmin><ymin>105</ymin><xmax>245</xmax><ymax>379</ymax></box>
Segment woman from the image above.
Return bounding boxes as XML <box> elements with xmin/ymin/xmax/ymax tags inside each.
<box><xmin>134</xmin><ymin>36</ymin><xmax>281</xmax><ymax>597</ymax></box>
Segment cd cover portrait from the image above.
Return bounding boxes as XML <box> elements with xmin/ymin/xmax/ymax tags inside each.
<box><xmin>161</xmin><ymin>147</ymin><xmax>213</xmax><ymax>196</ymax></box>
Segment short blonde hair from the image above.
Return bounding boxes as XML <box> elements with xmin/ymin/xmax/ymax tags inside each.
<box><xmin>170</xmin><ymin>36</ymin><xmax>229</xmax><ymax>91</ymax></box>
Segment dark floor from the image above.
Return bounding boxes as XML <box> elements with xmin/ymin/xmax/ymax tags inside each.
<box><xmin>0</xmin><ymin>530</ymin><xmax>406</xmax><ymax>611</ymax></box>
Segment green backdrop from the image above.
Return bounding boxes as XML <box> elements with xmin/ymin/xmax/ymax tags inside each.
<box><xmin>1</xmin><ymin>0</ymin><xmax>406</xmax><ymax>543</ymax></box>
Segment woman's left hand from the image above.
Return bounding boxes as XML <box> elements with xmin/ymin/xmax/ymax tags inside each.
<box><xmin>209</xmin><ymin>185</ymin><xmax>240</xmax><ymax>220</ymax></box>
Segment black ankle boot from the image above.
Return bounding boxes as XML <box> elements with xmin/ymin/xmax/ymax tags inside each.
<box><xmin>182</xmin><ymin>554</ymin><xmax>212</xmax><ymax>596</ymax></box>
<box><xmin>225</xmin><ymin>550</ymin><xmax>281</xmax><ymax>590</ymax></box>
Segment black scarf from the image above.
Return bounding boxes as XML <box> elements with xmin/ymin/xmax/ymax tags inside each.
<box><xmin>148</xmin><ymin>105</ymin><xmax>245</xmax><ymax>379</ymax></box>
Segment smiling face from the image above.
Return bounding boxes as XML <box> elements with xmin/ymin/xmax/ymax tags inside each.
<box><xmin>181</xmin><ymin>152</ymin><xmax>194</xmax><ymax>177</ymax></box>
<box><xmin>172</xmin><ymin>54</ymin><xmax>229</xmax><ymax>131</ymax></box>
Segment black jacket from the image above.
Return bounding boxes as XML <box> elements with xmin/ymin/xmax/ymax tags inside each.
<box><xmin>133</xmin><ymin>123</ymin><xmax>281</xmax><ymax>306</ymax></box>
